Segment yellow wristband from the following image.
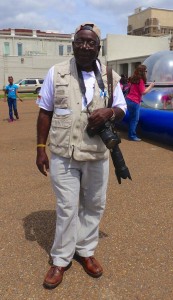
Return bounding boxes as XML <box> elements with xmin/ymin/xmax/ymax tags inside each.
<box><xmin>37</xmin><ymin>144</ymin><xmax>46</xmax><ymax>148</ymax></box>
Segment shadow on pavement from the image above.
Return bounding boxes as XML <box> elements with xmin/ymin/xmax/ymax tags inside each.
<box><xmin>23</xmin><ymin>210</ymin><xmax>56</xmax><ymax>255</ymax></box>
<box><xmin>23</xmin><ymin>210</ymin><xmax>109</xmax><ymax>257</ymax></box>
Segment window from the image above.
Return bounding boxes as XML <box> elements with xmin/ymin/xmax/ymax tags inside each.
<box><xmin>17</xmin><ymin>43</ymin><xmax>23</xmax><ymax>56</ymax></box>
<box><xmin>67</xmin><ymin>45</ymin><xmax>72</xmax><ymax>54</ymax></box>
<box><xmin>4</xmin><ymin>42</ymin><xmax>10</xmax><ymax>55</ymax></box>
<box><xmin>38</xmin><ymin>79</ymin><xmax>44</xmax><ymax>84</ymax></box>
<box><xmin>27</xmin><ymin>80</ymin><xmax>37</xmax><ymax>84</ymax></box>
<box><xmin>59</xmin><ymin>45</ymin><xmax>64</xmax><ymax>56</ymax></box>
<box><xmin>21</xmin><ymin>80</ymin><xmax>26</xmax><ymax>85</ymax></box>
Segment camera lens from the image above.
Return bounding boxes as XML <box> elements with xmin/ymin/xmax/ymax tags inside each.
<box><xmin>105</xmin><ymin>138</ymin><xmax>118</xmax><ymax>149</ymax></box>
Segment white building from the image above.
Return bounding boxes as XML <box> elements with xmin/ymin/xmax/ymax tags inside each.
<box><xmin>0</xmin><ymin>27</ymin><xmax>170</xmax><ymax>89</ymax></box>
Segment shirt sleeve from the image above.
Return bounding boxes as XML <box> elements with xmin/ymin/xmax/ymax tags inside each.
<box><xmin>36</xmin><ymin>66</ymin><xmax>54</xmax><ymax>111</ymax></box>
<box><xmin>112</xmin><ymin>82</ymin><xmax>127</xmax><ymax>113</ymax></box>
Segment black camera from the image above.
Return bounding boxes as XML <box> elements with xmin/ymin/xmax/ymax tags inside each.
<box><xmin>87</xmin><ymin>121</ymin><xmax>121</xmax><ymax>149</ymax></box>
<box><xmin>87</xmin><ymin>121</ymin><xmax>132</xmax><ymax>184</ymax></box>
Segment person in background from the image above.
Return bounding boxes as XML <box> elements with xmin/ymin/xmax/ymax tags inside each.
<box><xmin>161</xmin><ymin>93</ymin><xmax>173</xmax><ymax>110</ymax></box>
<box><xmin>120</xmin><ymin>74</ymin><xmax>130</xmax><ymax>97</ymax></box>
<box><xmin>125</xmin><ymin>64</ymin><xmax>154</xmax><ymax>141</ymax></box>
<box><xmin>4</xmin><ymin>76</ymin><xmax>22</xmax><ymax>122</ymax></box>
<box><xmin>36</xmin><ymin>22</ymin><xmax>127</xmax><ymax>289</ymax></box>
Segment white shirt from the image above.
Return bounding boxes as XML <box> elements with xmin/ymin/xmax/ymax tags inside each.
<box><xmin>37</xmin><ymin>65</ymin><xmax>127</xmax><ymax>113</ymax></box>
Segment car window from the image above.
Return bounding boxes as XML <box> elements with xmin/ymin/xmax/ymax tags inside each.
<box><xmin>21</xmin><ymin>80</ymin><xmax>26</xmax><ymax>85</ymax></box>
<box><xmin>27</xmin><ymin>80</ymin><xmax>37</xmax><ymax>84</ymax></box>
<box><xmin>15</xmin><ymin>79</ymin><xmax>22</xmax><ymax>84</ymax></box>
<box><xmin>38</xmin><ymin>79</ymin><xmax>44</xmax><ymax>84</ymax></box>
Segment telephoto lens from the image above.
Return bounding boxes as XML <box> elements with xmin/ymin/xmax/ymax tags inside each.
<box><xmin>110</xmin><ymin>145</ymin><xmax>132</xmax><ymax>184</ymax></box>
<box><xmin>86</xmin><ymin>121</ymin><xmax>132</xmax><ymax>184</ymax></box>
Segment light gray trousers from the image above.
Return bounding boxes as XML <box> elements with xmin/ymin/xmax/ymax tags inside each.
<box><xmin>49</xmin><ymin>153</ymin><xmax>109</xmax><ymax>267</ymax></box>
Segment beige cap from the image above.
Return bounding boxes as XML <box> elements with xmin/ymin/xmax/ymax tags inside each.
<box><xmin>74</xmin><ymin>22</ymin><xmax>101</xmax><ymax>40</ymax></box>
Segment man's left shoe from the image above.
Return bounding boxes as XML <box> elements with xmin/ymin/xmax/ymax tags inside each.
<box><xmin>75</xmin><ymin>255</ymin><xmax>103</xmax><ymax>278</ymax></box>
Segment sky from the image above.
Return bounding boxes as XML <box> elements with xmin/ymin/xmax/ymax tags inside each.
<box><xmin>0</xmin><ymin>0</ymin><xmax>172</xmax><ymax>38</ymax></box>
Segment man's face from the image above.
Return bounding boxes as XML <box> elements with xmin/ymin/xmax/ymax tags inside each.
<box><xmin>72</xmin><ymin>30</ymin><xmax>101</xmax><ymax>68</ymax></box>
<box><xmin>8</xmin><ymin>77</ymin><xmax>13</xmax><ymax>84</ymax></box>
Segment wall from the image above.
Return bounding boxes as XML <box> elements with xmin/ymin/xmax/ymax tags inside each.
<box><xmin>0</xmin><ymin>55</ymin><xmax>71</xmax><ymax>89</ymax></box>
<box><xmin>106</xmin><ymin>34</ymin><xmax>169</xmax><ymax>62</ymax></box>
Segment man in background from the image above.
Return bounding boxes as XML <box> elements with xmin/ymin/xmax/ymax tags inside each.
<box><xmin>4</xmin><ymin>76</ymin><xmax>22</xmax><ymax>122</ymax></box>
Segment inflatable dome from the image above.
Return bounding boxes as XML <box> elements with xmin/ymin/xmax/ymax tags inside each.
<box><xmin>142</xmin><ymin>50</ymin><xmax>173</xmax><ymax>110</ymax></box>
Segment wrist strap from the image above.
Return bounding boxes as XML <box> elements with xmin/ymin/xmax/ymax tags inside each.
<box><xmin>37</xmin><ymin>144</ymin><xmax>46</xmax><ymax>148</ymax></box>
<box><xmin>107</xmin><ymin>65</ymin><xmax>113</xmax><ymax>108</ymax></box>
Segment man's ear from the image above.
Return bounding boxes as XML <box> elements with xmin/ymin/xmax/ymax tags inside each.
<box><xmin>72</xmin><ymin>41</ymin><xmax>75</xmax><ymax>51</ymax></box>
<box><xmin>97</xmin><ymin>45</ymin><xmax>101</xmax><ymax>55</ymax></box>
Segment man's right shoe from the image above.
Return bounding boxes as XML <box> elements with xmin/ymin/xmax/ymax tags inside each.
<box><xmin>43</xmin><ymin>265</ymin><xmax>69</xmax><ymax>289</ymax></box>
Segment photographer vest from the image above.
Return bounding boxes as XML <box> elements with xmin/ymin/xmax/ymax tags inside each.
<box><xmin>49</xmin><ymin>57</ymin><xmax>120</xmax><ymax>161</ymax></box>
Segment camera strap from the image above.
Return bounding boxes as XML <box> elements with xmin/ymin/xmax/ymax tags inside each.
<box><xmin>76</xmin><ymin>60</ymin><xmax>105</xmax><ymax>106</ymax></box>
<box><xmin>106</xmin><ymin>65</ymin><xmax>113</xmax><ymax>108</ymax></box>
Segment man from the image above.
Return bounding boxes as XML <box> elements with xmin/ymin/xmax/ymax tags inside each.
<box><xmin>4</xmin><ymin>76</ymin><xmax>22</xmax><ymax>122</ymax></box>
<box><xmin>36</xmin><ymin>22</ymin><xmax>127</xmax><ymax>289</ymax></box>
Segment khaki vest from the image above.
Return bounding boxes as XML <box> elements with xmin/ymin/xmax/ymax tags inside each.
<box><xmin>49</xmin><ymin>57</ymin><xmax>120</xmax><ymax>161</ymax></box>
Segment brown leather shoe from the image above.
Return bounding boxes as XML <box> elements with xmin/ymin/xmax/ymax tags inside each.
<box><xmin>76</xmin><ymin>255</ymin><xmax>103</xmax><ymax>278</ymax></box>
<box><xmin>43</xmin><ymin>265</ymin><xmax>69</xmax><ymax>289</ymax></box>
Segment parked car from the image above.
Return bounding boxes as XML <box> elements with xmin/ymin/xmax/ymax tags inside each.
<box><xmin>15</xmin><ymin>78</ymin><xmax>44</xmax><ymax>94</ymax></box>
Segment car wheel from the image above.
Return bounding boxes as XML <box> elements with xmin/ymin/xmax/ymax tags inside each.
<box><xmin>36</xmin><ymin>88</ymin><xmax>41</xmax><ymax>94</ymax></box>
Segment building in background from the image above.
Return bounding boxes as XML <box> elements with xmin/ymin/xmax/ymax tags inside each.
<box><xmin>104</xmin><ymin>34</ymin><xmax>169</xmax><ymax>77</ymax></box>
<box><xmin>127</xmin><ymin>7</ymin><xmax>173</xmax><ymax>50</ymax></box>
<box><xmin>0</xmin><ymin>7</ymin><xmax>172</xmax><ymax>89</ymax></box>
<box><xmin>0</xmin><ymin>28</ymin><xmax>74</xmax><ymax>89</ymax></box>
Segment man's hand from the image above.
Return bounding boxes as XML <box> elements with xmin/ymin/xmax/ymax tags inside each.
<box><xmin>88</xmin><ymin>108</ymin><xmax>112</xmax><ymax>128</ymax></box>
<box><xmin>36</xmin><ymin>108</ymin><xmax>53</xmax><ymax>176</ymax></box>
<box><xmin>36</xmin><ymin>149</ymin><xmax>49</xmax><ymax>176</ymax></box>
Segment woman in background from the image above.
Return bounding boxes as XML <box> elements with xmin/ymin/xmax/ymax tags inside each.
<box><xmin>126</xmin><ymin>64</ymin><xmax>154</xmax><ymax>141</ymax></box>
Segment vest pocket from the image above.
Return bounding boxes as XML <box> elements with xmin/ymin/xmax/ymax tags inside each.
<box><xmin>80</xmin><ymin>130</ymin><xmax>107</xmax><ymax>153</ymax></box>
<box><xmin>55</xmin><ymin>83</ymin><xmax>69</xmax><ymax>103</ymax></box>
<box><xmin>50</xmin><ymin>115</ymin><xmax>72</xmax><ymax>147</ymax></box>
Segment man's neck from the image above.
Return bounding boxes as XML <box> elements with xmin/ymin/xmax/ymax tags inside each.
<box><xmin>81</xmin><ymin>66</ymin><xmax>93</xmax><ymax>72</ymax></box>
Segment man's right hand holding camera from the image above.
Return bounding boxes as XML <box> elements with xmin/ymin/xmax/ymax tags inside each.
<box><xmin>87</xmin><ymin>107</ymin><xmax>113</xmax><ymax>129</ymax></box>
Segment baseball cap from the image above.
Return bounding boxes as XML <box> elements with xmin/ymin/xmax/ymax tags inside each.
<box><xmin>74</xmin><ymin>22</ymin><xmax>101</xmax><ymax>40</ymax></box>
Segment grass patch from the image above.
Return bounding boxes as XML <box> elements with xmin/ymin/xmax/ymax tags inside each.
<box><xmin>0</xmin><ymin>92</ymin><xmax>37</xmax><ymax>100</ymax></box>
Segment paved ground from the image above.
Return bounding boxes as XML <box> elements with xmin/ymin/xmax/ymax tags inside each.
<box><xmin>0</xmin><ymin>98</ymin><xmax>173</xmax><ymax>300</ymax></box>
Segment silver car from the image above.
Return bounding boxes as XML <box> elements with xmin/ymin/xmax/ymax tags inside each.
<box><xmin>15</xmin><ymin>78</ymin><xmax>44</xmax><ymax>94</ymax></box>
